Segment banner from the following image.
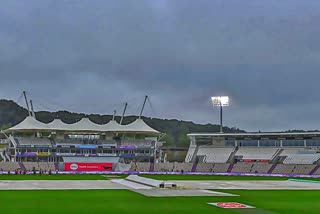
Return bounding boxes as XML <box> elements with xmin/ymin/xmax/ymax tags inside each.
<box><xmin>64</xmin><ymin>162</ymin><xmax>113</xmax><ymax>171</ymax></box>
<box><xmin>242</xmin><ymin>159</ymin><xmax>270</xmax><ymax>162</ymax></box>
<box><xmin>36</xmin><ymin>152</ymin><xmax>51</xmax><ymax>157</ymax></box>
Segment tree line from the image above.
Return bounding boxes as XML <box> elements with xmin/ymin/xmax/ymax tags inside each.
<box><xmin>0</xmin><ymin>99</ymin><xmax>245</xmax><ymax>147</ymax></box>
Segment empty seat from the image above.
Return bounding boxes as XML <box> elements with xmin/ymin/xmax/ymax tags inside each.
<box><xmin>236</xmin><ymin>148</ymin><xmax>279</xmax><ymax>160</ymax></box>
<box><xmin>15</xmin><ymin>137</ymin><xmax>52</xmax><ymax>146</ymax></box>
<box><xmin>272</xmin><ymin>164</ymin><xmax>296</xmax><ymax>174</ymax></box>
<box><xmin>250</xmin><ymin>163</ymin><xmax>272</xmax><ymax>173</ymax></box>
<box><xmin>232</xmin><ymin>162</ymin><xmax>254</xmax><ymax>173</ymax></box>
<box><xmin>197</xmin><ymin>147</ymin><xmax>234</xmax><ymax>163</ymax></box>
<box><xmin>130</xmin><ymin>162</ymin><xmax>150</xmax><ymax>172</ymax></box>
<box><xmin>0</xmin><ymin>162</ymin><xmax>20</xmax><ymax>171</ymax></box>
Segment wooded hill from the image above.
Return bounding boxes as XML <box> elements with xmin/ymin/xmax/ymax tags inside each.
<box><xmin>0</xmin><ymin>99</ymin><xmax>244</xmax><ymax>147</ymax></box>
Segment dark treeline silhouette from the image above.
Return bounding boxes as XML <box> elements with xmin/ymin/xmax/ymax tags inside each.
<box><xmin>0</xmin><ymin>99</ymin><xmax>245</xmax><ymax>147</ymax></box>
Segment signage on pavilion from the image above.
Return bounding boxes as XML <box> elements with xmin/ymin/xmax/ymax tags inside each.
<box><xmin>64</xmin><ymin>162</ymin><xmax>113</xmax><ymax>171</ymax></box>
<box><xmin>208</xmin><ymin>202</ymin><xmax>255</xmax><ymax>209</ymax></box>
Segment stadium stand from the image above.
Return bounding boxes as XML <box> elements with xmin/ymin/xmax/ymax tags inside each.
<box><xmin>114</xmin><ymin>163</ymin><xmax>131</xmax><ymax>171</ymax></box>
<box><xmin>195</xmin><ymin>163</ymin><xmax>214</xmax><ymax>172</ymax></box>
<box><xmin>121</xmin><ymin>139</ymin><xmax>154</xmax><ymax>147</ymax></box>
<box><xmin>62</xmin><ymin>157</ymin><xmax>119</xmax><ymax>163</ymax></box>
<box><xmin>196</xmin><ymin>147</ymin><xmax>234</xmax><ymax>163</ymax></box>
<box><xmin>283</xmin><ymin>154</ymin><xmax>320</xmax><ymax>164</ymax></box>
<box><xmin>172</xmin><ymin>163</ymin><xmax>193</xmax><ymax>172</ymax></box>
<box><xmin>185</xmin><ymin>146</ymin><xmax>196</xmax><ymax>162</ymax></box>
<box><xmin>313</xmin><ymin>166</ymin><xmax>320</xmax><ymax>175</ymax></box>
<box><xmin>235</xmin><ymin>147</ymin><xmax>279</xmax><ymax>160</ymax></box>
<box><xmin>0</xmin><ymin>162</ymin><xmax>20</xmax><ymax>171</ymax></box>
<box><xmin>280</xmin><ymin>148</ymin><xmax>320</xmax><ymax>164</ymax></box>
<box><xmin>272</xmin><ymin>164</ymin><xmax>296</xmax><ymax>174</ymax></box>
<box><xmin>55</xmin><ymin>139</ymin><xmax>87</xmax><ymax>145</ymax></box>
<box><xmin>15</xmin><ymin>137</ymin><xmax>52</xmax><ymax>146</ymax></box>
<box><xmin>130</xmin><ymin>162</ymin><xmax>150</xmax><ymax>172</ymax></box>
<box><xmin>250</xmin><ymin>162</ymin><xmax>272</xmax><ymax>173</ymax></box>
<box><xmin>154</xmin><ymin>163</ymin><xmax>175</xmax><ymax>172</ymax></box>
<box><xmin>153</xmin><ymin>162</ymin><xmax>194</xmax><ymax>172</ymax></box>
<box><xmin>23</xmin><ymin>162</ymin><xmax>55</xmax><ymax>171</ymax></box>
<box><xmin>231</xmin><ymin>162</ymin><xmax>254</xmax><ymax>173</ymax></box>
<box><xmin>272</xmin><ymin>164</ymin><xmax>316</xmax><ymax>175</ymax></box>
<box><xmin>195</xmin><ymin>163</ymin><xmax>230</xmax><ymax>172</ymax></box>
<box><xmin>292</xmin><ymin>164</ymin><xmax>316</xmax><ymax>174</ymax></box>
<box><xmin>211</xmin><ymin>163</ymin><xmax>230</xmax><ymax>172</ymax></box>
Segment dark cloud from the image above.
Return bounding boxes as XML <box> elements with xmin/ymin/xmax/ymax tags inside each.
<box><xmin>0</xmin><ymin>0</ymin><xmax>320</xmax><ymax>131</ymax></box>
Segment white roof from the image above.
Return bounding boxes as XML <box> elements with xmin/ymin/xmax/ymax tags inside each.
<box><xmin>7</xmin><ymin>117</ymin><xmax>160</xmax><ymax>134</ymax></box>
<box><xmin>68</xmin><ymin>118</ymin><xmax>104</xmax><ymax>132</ymax></box>
<box><xmin>100</xmin><ymin>120</ymin><xmax>123</xmax><ymax>132</ymax></box>
<box><xmin>46</xmin><ymin>119</ymin><xmax>72</xmax><ymax>131</ymax></box>
<box><xmin>121</xmin><ymin>119</ymin><xmax>160</xmax><ymax>134</ymax></box>
<box><xmin>8</xmin><ymin>116</ymin><xmax>48</xmax><ymax>131</ymax></box>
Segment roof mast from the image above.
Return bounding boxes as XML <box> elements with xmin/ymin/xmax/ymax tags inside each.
<box><xmin>120</xmin><ymin>102</ymin><xmax>128</xmax><ymax>125</ymax></box>
<box><xmin>30</xmin><ymin>100</ymin><xmax>36</xmax><ymax>119</ymax></box>
<box><xmin>139</xmin><ymin>95</ymin><xmax>148</xmax><ymax>119</ymax></box>
<box><xmin>112</xmin><ymin>110</ymin><xmax>117</xmax><ymax>121</ymax></box>
<box><xmin>23</xmin><ymin>91</ymin><xmax>31</xmax><ymax>116</ymax></box>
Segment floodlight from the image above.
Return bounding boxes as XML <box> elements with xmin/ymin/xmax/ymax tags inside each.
<box><xmin>211</xmin><ymin>96</ymin><xmax>229</xmax><ymax>107</ymax></box>
<box><xmin>211</xmin><ymin>96</ymin><xmax>230</xmax><ymax>133</ymax></box>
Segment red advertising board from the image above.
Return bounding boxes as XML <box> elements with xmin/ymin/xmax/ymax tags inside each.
<box><xmin>64</xmin><ymin>163</ymin><xmax>113</xmax><ymax>171</ymax></box>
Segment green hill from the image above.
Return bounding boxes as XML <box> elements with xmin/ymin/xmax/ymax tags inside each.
<box><xmin>0</xmin><ymin>99</ymin><xmax>244</xmax><ymax>147</ymax></box>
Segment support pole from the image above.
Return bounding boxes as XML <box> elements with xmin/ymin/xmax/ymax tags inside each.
<box><xmin>23</xmin><ymin>91</ymin><xmax>31</xmax><ymax>116</ymax></box>
<box><xmin>112</xmin><ymin>110</ymin><xmax>117</xmax><ymax>121</ymax></box>
<box><xmin>139</xmin><ymin>95</ymin><xmax>148</xmax><ymax>119</ymax></box>
<box><xmin>30</xmin><ymin>100</ymin><xmax>36</xmax><ymax>119</ymax></box>
<box><xmin>220</xmin><ymin>105</ymin><xmax>223</xmax><ymax>133</ymax></box>
<box><xmin>120</xmin><ymin>103</ymin><xmax>128</xmax><ymax>125</ymax></box>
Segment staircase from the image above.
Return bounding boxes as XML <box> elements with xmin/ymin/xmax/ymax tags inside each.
<box><xmin>18</xmin><ymin>162</ymin><xmax>26</xmax><ymax>171</ymax></box>
<box><xmin>268</xmin><ymin>163</ymin><xmax>277</xmax><ymax>174</ymax></box>
<box><xmin>309</xmin><ymin>165</ymin><xmax>320</xmax><ymax>175</ymax></box>
<box><xmin>54</xmin><ymin>162</ymin><xmax>59</xmax><ymax>171</ymax></box>
<box><xmin>227</xmin><ymin>163</ymin><xmax>234</xmax><ymax>173</ymax></box>
<box><xmin>149</xmin><ymin>163</ymin><xmax>154</xmax><ymax>172</ymax></box>
<box><xmin>227</xmin><ymin>147</ymin><xmax>238</xmax><ymax>163</ymax></box>
<box><xmin>191</xmin><ymin>146</ymin><xmax>200</xmax><ymax>163</ymax></box>
<box><xmin>191</xmin><ymin>163</ymin><xmax>198</xmax><ymax>172</ymax></box>
<box><xmin>5</xmin><ymin>153</ymin><xmax>10</xmax><ymax>162</ymax></box>
<box><xmin>271</xmin><ymin>149</ymin><xmax>284</xmax><ymax>164</ymax></box>
<box><xmin>9</xmin><ymin>136</ymin><xmax>18</xmax><ymax>148</ymax></box>
<box><xmin>0</xmin><ymin>150</ymin><xmax>5</xmax><ymax>162</ymax></box>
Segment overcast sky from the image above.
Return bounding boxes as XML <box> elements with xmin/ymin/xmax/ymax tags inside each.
<box><xmin>0</xmin><ymin>0</ymin><xmax>320</xmax><ymax>131</ymax></box>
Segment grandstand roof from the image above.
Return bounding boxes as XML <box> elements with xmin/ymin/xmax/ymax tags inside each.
<box><xmin>121</xmin><ymin>119</ymin><xmax>160</xmax><ymax>134</ymax></box>
<box><xmin>8</xmin><ymin>116</ymin><xmax>48</xmax><ymax>131</ymax></box>
<box><xmin>188</xmin><ymin>132</ymin><xmax>320</xmax><ymax>138</ymax></box>
<box><xmin>7</xmin><ymin>117</ymin><xmax>160</xmax><ymax>134</ymax></box>
<box><xmin>100</xmin><ymin>120</ymin><xmax>123</xmax><ymax>132</ymax></box>
<box><xmin>46</xmin><ymin>119</ymin><xmax>72</xmax><ymax>131</ymax></box>
<box><xmin>67</xmin><ymin>118</ymin><xmax>103</xmax><ymax>132</ymax></box>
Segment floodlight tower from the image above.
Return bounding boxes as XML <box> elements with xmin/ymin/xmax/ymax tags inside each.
<box><xmin>211</xmin><ymin>96</ymin><xmax>229</xmax><ymax>133</ymax></box>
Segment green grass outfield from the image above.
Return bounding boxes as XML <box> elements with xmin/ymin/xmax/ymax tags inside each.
<box><xmin>0</xmin><ymin>190</ymin><xmax>319</xmax><ymax>214</ymax></box>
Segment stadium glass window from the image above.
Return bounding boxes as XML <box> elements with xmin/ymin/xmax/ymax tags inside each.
<box><xmin>259</xmin><ymin>140</ymin><xmax>277</xmax><ymax>147</ymax></box>
<box><xmin>282</xmin><ymin>140</ymin><xmax>304</xmax><ymax>147</ymax></box>
<box><xmin>225</xmin><ymin>140</ymin><xmax>235</xmax><ymax>147</ymax></box>
<box><xmin>306</xmin><ymin>140</ymin><xmax>320</xmax><ymax>147</ymax></box>
<box><xmin>238</xmin><ymin>140</ymin><xmax>258</xmax><ymax>147</ymax></box>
